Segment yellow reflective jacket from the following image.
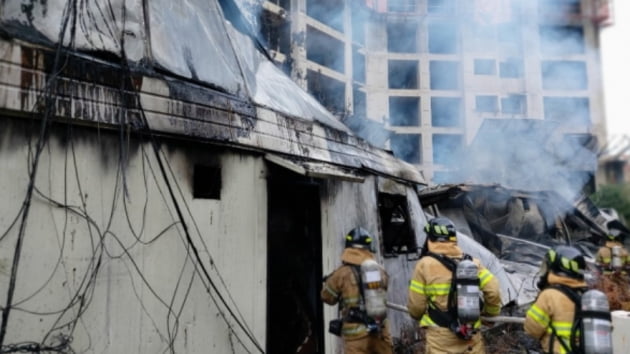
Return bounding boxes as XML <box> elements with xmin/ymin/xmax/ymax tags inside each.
<box><xmin>406</xmin><ymin>241</ymin><xmax>502</xmax><ymax>327</ymax></box>
<box><xmin>596</xmin><ymin>241</ymin><xmax>630</xmax><ymax>272</ymax></box>
<box><xmin>524</xmin><ymin>273</ymin><xmax>588</xmax><ymax>354</ymax></box>
<box><xmin>321</xmin><ymin>248</ymin><xmax>390</xmax><ymax>339</ymax></box>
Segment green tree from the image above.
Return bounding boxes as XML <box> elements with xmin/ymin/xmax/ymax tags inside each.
<box><xmin>591</xmin><ymin>184</ymin><xmax>630</xmax><ymax>225</ymax></box>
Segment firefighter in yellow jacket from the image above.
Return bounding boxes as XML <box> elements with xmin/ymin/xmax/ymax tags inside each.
<box><xmin>524</xmin><ymin>245</ymin><xmax>588</xmax><ymax>354</ymax></box>
<box><xmin>595</xmin><ymin>231</ymin><xmax>630</xmax><ymax>274</ymax></box>
<box><xmin>321</xmin><ymin>227</ymin><xmax>393</xmax><ymax>354</ymax></box>
<box><xmin>407</xmin><ymin>217</ymin><xmax>502</xmax><ymax>354</ymax></box>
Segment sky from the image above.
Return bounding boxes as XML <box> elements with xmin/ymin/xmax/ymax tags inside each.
<box><xmin>601</xmin><ymin>0</ymin><xmax>630</xmax><ymax>143</ymax></box>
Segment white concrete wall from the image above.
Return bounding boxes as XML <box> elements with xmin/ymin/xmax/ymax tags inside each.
<box><xmin>0</xmin><ymin>119</ymin><xmax>267</xmax><ymax>353</ymax></box>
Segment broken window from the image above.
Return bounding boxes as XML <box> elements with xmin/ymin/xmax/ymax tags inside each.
<box><xmin>539</xmin><ymin>25</ymin><xmax>585</xmax><ymax>55</ymax></box>
<box><xmin>501</xmin><ymin>94</ymin><xmax>525</xmax><ymax>114</ymax></box>
<box><xmin>541</xmin><ymin>61</ymin><xmax>588</xmax><ymax>90</ymax></box>
<box><xmin>543</xmin><ymin>97</ymin><xmax>590</xmax><ymax>124</ymax></box>
<box><xmin>430</xmin><ymin>61</ymin><xmax>459</xmax><ymax>90</ymax></box>
<box><xmin>387</xmin><ymin>22</ymin><xmax>418</xmax><ymax>53</ymax></box>
<box><xmin>428</xmin><ymin>0</ymin><xmax>455</xmax><ymax>15</ymax></box>
<box><xmin>428</xmin><ymin>22</ymin><xmax>457</xmax><ymax>54</ymax></box>
<box><xmin>499</xmin><ymin>58</ymin><xmax>523</xmax><ymax>78</ymax></box>
<box><xmin>432</xmin><ymin>134</ymin><xmax>463</xmax><ymax>166</ymax></box>
<box><xmin>353</xmin><ymin>47</ymin><xmax>365</xmax><ymax>84</ymax></box>
<box><xmin>306</xmin><ymin>0</ymin><xmax>344</xmax><ymax>32</ymax></box>
<box><xmin>388</xmin><ymin>0</ymin><xmax>417</xmax><ymax>13</ymax></box>
<box><xmin>378</xmin><ymin>193</ymin><xmax>417</xmax><ymax>256</ymax></box>
<box><xmin>474</xmin><ymin>59</ymin><xmax>496</xmax><ymax>75</ymax></box>
<box><xmin>388</xmin><ymin>60</ymin><xmax>419</xmax><ymax>89</ymax></box>
<box><xmin>390</xmin><ymin>133</ymin><xmax>421</xmax><ymax>164</ymax></box>
<box><xmin>307</xmin><ymin>70</ymin><xmax>346</xmax><ymax>116</ymax></box>
<box><xmin>431</xmin><ymin>97</ymin><xmax>461</xmax><ymax>127</ymax></box>
<box><xmin>193</xmin><ymin>165</ymin><xmax>221</xmax><ymax>199</ymax></box>
<box><xmin>476</xmin><ymin>95</ymin><xmax>498</xmax><ymax>112</ymax></box>
<box><xmin>389</xmin><ymin>96</ymin><xmax>420</xmax><ymax>126</ymax></box>
<box><xmin>306</xmin><ymin>26</ymin><xmax>345</xmax><ymax>73</ymax></box>
<box><xmin>260</xmin><ymin>9</ymin><xmax>291</xmax><ymax>58</ymax></box>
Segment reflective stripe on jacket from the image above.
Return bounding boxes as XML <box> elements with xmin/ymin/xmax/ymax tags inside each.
<box><xmin>321</xmin><ymin>248</ymin><xmax>389</xmax><ymax>340</ymax></box>
<box><xmin>524</xmin><ymin>273</ymin><xmax>587</xmax><ymax>354</ymax></box>
<box><xmin>406</xmin><ymin>240</ymin><xmax>502</xmax><ymax>326</ymax></box>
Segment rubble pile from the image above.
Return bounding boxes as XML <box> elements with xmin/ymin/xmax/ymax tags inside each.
<box><xmin>595</xmin><ymin>274</ymin><xmax>630</xmax><ymax>311</ymax></box>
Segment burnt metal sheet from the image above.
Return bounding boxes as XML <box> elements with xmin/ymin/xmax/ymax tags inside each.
<box><xmin>1</xmin><ymin>0</ymin><xmax>146</xmax><ymax>62</ymax></box>
<box><xmin>265</xmin><ymin>153</ymin><xmax>365</xmax><ymax>183</ymax></box>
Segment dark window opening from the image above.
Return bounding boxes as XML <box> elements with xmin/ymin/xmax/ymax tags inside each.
<box><xmin>388</xmin><ymin>60</ymin><xmax>419</xmax><ymax>89</ymax></box>
<box><xmin>539</xmin><ymin>25</ymin><xmax>585</xmax><ymax>55</ymax></box>
<box><xmin>501</xmin><ymin>95</ymin><xmax>525</xmax><ymax>114</ymax></box>
<box><xmin>307</xmin><ymin>26</ymin><xmax>345</xmax><ymax>73</ymax></box>
<box><xmin>306</xmin><ymin>0</ymin><xmax>344</xmax><ymax>32</ymax></box>
<box><xmin>389</xmin><ymin>96</ymin><xmax>420</xmax><ymax>126</ymax></box>
<box><xmin>499</xmin><ymin>58</ymin><xmax>523</xmax><ymax>78</ymax></box>
<box><xmin>474</xmin><ymin>59</ymin><xmax>496</xmax><ymax>75</ymax></box>
<box><xmin>541</xmin><ymin>61</ymin><xmax>587</xmax><ymax>90</ymax></box>
<box><xmin>539</xmin><ymin>0</ymin><xmax>581</xmax><ymax>16</ymax></box>
<box><xmin>353</xmin><ymin>47</ymin><xmax>365</xmax><ymax>84</ymax></box>
<box><xmin>543</xmin><ymin>97</ymin><xmax>590</xmax><ymax>124</ymax></box>
<box><xmin>431</xmin><ymin>97</ymin><xmax>461</xmax><ymax>127</ymax></box>
<box><xmin>476</xmin><ymin>95</ymin><xmax>498</xmax><ymax>112</ymax></box>
<box><xmin>391</xmin><ymin>134</ymin><xmax>421</xmax><ymax>164</ymax></box>
<box><xmin>260</xmin><ymin>10</ymin><xmax>291</xmax><ymax>58</ymax></box>
<box><xmin>428</xmin><ymin>23</ymin><xmax>457</xmax><ymax>54</ymax></box>
<box><xmin>430</xmin><ymin>61</ymin><xmax>459</xmax><ymax>90</ymax></box>
<box><xmin>387</xmin><ymin>22</ymin><xmax>418</xmax><ymax>53</ymax></box>
<box><xmin>193</xmin><ymin>165</ymin><xmax>221</xmax><ymax>199</ymax></box>
<box><xmin>379</xmin><ymin>193</ymin><xmax>417</xmax><ymax>257</ymax></box>
<box><xmin>307</xmin><ymin>70</ymin><xmax>346</xmax><ymax>116</ymax></box>
<box><xmin>433</xmin><ymin>134</ymin><xmax>463</xmax><ymax>166</ymax></box>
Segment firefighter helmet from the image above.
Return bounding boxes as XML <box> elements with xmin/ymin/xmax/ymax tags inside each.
<box><xmin>425</xmin><ymin>217</ymin><xmax>457</xmax><ymax>242</ymax></box>
<box><xmin>345</xmin><ymin>227</ymin><xmax>373</xmax><ymax>251</ymax></box>
<box><xmin>545</xmin><ymin>245</ymin><xmax>586</xmax><ymax>280</ymax></box>
<box><xmin>606</xmin><ymin>229</ymin><xmax>621</xmax><ymax>242</ymax></box>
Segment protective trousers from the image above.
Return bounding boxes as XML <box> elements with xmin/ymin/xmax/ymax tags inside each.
<box><xmin>343</xmin><ymin>331</ymin><xmax>393</xmax><ymax>354</ymax></box>
<box><xmin>424</xmin><ymin>327</ymin><xmax>484</xmax><ymax>354</ymax></box>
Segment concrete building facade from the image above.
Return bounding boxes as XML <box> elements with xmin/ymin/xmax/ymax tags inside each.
<box><xmin>261</xmin><ymin>0</ymin><xmax>611</xmax><ymax>191</ymax></box>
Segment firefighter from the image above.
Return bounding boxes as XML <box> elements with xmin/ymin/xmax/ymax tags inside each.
<box><xmin>595</xmin><ymin>230</ymin><xmax>630</xmax><ymax>275</ymax></box>
<box><xmin>321</xmin><ymin>227</ymin><xmax>393</xmax><ymax>354</ymax></box>
<box><xmin>407</xmin><ymin>217</ymin><xmax>501</xmax><ymax>354</ymax></box>
<box><xmin>524</xmin><ymin>245</ymin><xmax>589</xmax><ymax>354</ymax></box>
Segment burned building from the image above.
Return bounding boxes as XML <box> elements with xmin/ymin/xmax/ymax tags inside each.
<box><xmin>258</xmin><ymin>0</ymin><xmax>611</xmax><ymax>187</ymax></box>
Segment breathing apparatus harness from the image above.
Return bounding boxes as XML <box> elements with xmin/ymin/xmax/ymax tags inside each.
<box><xmin>424</xmin><ymin>252</ymin><xmax>481</xmax><ymax>340</ymax></box>
<box><xmin>545</xmin><ymin>284</ymin><xmax>613</xmax><ymax>354</ymax></box>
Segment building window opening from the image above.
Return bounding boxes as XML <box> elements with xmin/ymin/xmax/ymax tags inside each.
<box><xmin>474</xmin><ymin>59</ymin><xmax>496</xmax><ymax>75</ymax></box>
<box><xmin>307</xmin><ymin>70</ymin><xmax>346</xmax><ymax>116</ymax></box>
<box><xmin>432</xmin><ymin>134</ymin><xmax>463</xmax><ymax>166</ymax></box>
<box><xmin>389</xmin><ymin>97</ymin><xmax>420</xmax><ymax>126</ymax></box>
<box><xmin>476</xmin><ymin>95</ymin><xmax>498</xmax><ymax>112</ymax></box>
<box><xmin>428</xmin><ymin>22</ymin><xmax>457</xmax><ymax>54</ymax></box>
<box><xmin>499</xmin><ymin>58</ymin><xmax>523</xmax><ymax>78</ymax></box>
<box><xmin>430</xmin><ymin>61</ymin><xmax>459</xmax><ymax>90</ymax></box>
<box><xmin>431</xmin><ymin>97</ymin><xmax>461</xmax><ymax>127</ymax></box>
<box><xmin>378</xmin><ymin>193</ymin><xmax>417</xmax><ymax>257</ymax></box>
<box><xmin>306</xmin><ymin>26</ymin><xmax>345</xmax><ymax>73</ymax></box>
<box><xmin>388</xmin><ymin>60</ymin><xmax>419</xmax><ymax>89</ymax></box>
<box><xmin>501</xmin><ymin>94</ymin><xmax>525</xmax><ymax>114</ymax></box>
<box><xmin>193</xmin><ymin>165</ymin><xmax>221</xmax><ymax>199</ymax></box>
<box><xmin>306</xmin><ymin>0</ymin><xmax>344</xmax><ymax>32</ymax></box>
<box><xmin>543</xmin><ymin>97</ymin><xmax>590</xmax><ymax>124</ymax></box>
<box><xmin>387</xmin><ymin>22</ymin><xmax>418</xmax><ymax>53</ymax></box>
<box><xmin>390</xmin><ymin>133</ymin><xmax>421</xmax><ymax>164</ymax></box>
<box><xmin>541</xmin><ymin>61</ymin><xmax>587</xmax><ymax>90</ymax></box>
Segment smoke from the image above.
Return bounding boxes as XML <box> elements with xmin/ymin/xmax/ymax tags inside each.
<box><xmin>233</xmin><ymin>0</ymin><xmax>601</xmax><ymax>199</ymax></box>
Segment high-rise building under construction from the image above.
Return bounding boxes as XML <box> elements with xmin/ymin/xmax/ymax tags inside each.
<box><xmin>260</xmin><ymin>0</ymin><xmax>613</xmax><ymax>195</ymax></box>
